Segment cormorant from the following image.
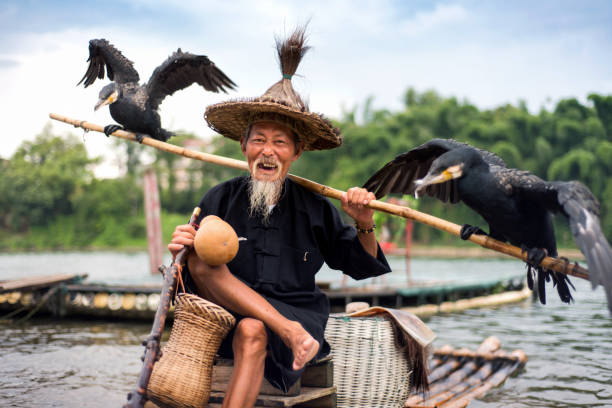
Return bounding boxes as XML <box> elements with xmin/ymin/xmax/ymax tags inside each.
<box><xmin>363</xmin><ymin>138</ymin><xmax>612</xmax><ymax>313</ymax></box>
<box><xmin>78</xmin><ymin>39</ymin><xmax>236</xmax><ymax>142</ymax></box>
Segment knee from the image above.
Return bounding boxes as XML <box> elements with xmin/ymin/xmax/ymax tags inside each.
<box><xmin>233</xmin><ymin>319</ymin><xmax>268</xmax><ymax>357</ymax></box>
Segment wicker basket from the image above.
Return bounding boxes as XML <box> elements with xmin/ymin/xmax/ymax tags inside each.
<box><xmin>147</xmin><ymin>294</ymin><xmax>236</xmax><ymax>408</ymax></box>
<box><xmin>325</xmin><ymin>315</ymin><xmax>413</xmax><ymax>408</ymax></box>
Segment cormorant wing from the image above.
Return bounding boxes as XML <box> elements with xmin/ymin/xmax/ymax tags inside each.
<box><xmin>509</xmin><ymin>174</ymin><xmax>612</xmax><ymax>312</ymax></box>
<box><xmin>554</xmin><ymin>181</ymin><xmax>612</xmax><ymax>311</ymax></box>
<box><xmin>146</xmin><ymin>49</ymin><xmax>237</xmax><ymax>111</ymax></box>
<box><xmin>77</xmin><ymin>39</ymin><xmax>140</xmax><ymax>87</ymax></box>
<box><xmin>363</xmin><ymin>139</ymin><xmax>506</xmax><ymax>203</ymax></box>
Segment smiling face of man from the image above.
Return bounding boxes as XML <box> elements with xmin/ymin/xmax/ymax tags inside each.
<box><xmin>241</xmin><ymin>121</ymin><xmax>303</xmax><ymax>182</ymax></box>
<box><xmin>241</xmin><ymin>121</ymin><xmax>303</xmax><ymax>221</ymax></box>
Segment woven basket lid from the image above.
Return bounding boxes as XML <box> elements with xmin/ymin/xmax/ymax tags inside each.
<box><xmin>204</xmin><ymin>26</ymin><xmax>342</xmax><ymax>151</ymax></box>
<box><xmin>176</xmin><ymin>293</ymin><xmax>236</xmax><ymax>329</ymax></box>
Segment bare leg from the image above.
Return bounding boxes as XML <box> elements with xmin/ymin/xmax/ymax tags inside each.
<box><xmin>222</xmin><ymin>318</ymin><xmax>267</xmax><ymax>408</ymax></box>
<box><xmin>188</xmin><ymin>253</ymin><xmax>319</xmax><ymax>371</ymax></box>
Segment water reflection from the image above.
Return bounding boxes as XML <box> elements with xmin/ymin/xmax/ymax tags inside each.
<box><xmin>0</xmin><ymin>320</ymin><xmax>149</xmax><ymax>407</ymax></box>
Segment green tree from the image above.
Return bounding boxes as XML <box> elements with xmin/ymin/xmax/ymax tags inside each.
<box><xmin>71</xmin><ymin>177</ymin><xmax>143</xmax><ymax>245</ymax></box>
<box><xmin>0</xmin><ymin>126</ymin><xmax>98</xmax><ymax>230</ymax></box>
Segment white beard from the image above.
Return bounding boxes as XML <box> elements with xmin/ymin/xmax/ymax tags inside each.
<box><xmin>248</xmin><ymin>177</ymin><xmax>284</xmax><ymax>224</ymax></box>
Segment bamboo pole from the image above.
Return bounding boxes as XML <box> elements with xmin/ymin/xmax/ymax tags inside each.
<box><xmin>49</xmin><ymin>113</ymin><xmax>590</xmax><ymax>281</ymax></box>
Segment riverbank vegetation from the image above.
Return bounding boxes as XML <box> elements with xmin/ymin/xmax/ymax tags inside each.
<box><xmin>1</xmin><ymin>89</ymin><xmax>611</xmax><ymax>251</ymax></box>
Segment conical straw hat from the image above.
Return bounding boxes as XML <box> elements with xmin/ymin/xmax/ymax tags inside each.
<box><xmin>205</xmin><ymin>26</ymin><xmax>342</xmax><ymax>151</ymax></box>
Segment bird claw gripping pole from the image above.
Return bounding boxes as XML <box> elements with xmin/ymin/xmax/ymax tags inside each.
<box><xmin>124</xmin><ymin>207</ymin><xmax>200</xmax><ymax>408</ymax></box>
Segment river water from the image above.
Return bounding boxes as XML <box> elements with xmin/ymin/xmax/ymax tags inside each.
<box><xmin>0</xmin><ymin>252</ymin><xmax>610</xmax><ymax>407</ymax></box>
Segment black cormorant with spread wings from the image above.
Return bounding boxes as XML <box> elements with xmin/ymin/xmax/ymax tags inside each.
<box><xmin>363</xmin><ymin>138</ymin><xmax>612</xmax><ymax>313</ymax></box>
<box><xmin>78</xmin><ymin>39</ymin><xmax>236</xmax><ymax>142</ymax></box>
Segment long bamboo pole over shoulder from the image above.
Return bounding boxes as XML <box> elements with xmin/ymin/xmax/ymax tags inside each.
<box><xmin>49</xmin><ymin>113</ymin><xmax>590</xmax><ymax>281</ymax></box>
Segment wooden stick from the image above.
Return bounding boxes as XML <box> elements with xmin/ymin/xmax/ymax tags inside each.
<box><xmin>49</xmin><ymin>113</ymin><xmax>590</xmax><ymax>281</ymax></box>
<box><xmin>124</xmin><ymin>207</ymin><xmax>200</xmax><ymax>408</ymax></box>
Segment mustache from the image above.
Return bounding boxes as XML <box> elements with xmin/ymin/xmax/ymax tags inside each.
<box><xmin>254</xmin><ymin>157</ymin><xmax>280</xmax><ymax>169</ymax></box>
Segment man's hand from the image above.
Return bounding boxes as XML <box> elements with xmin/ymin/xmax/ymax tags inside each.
<box><xmin>340</xmin><ymin>187</ymin><xmax>375</xmax><ymax>229</ymax></box>
<box><xmin>341</xmin><ymin>187</ymin><xmax>378</xmax><ymax>258</ymax></box>
<box><xmin>168</xmin><ymin>224</ymin><xmax>197</xmax><ymax>261</ymax></box>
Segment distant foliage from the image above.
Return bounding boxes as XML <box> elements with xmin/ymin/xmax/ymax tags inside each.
<box><xmin>1</xmin><ymin>90</ymin><xmax>611</xmax><ymax>250</ymax></box>
<box><xmin>0</xmin><ymin>126</ymin><xmax>97</xmax><ymax>231</ymax></box>
<box><xmin>0</xmin><ymin>126</ymin><xmax>142</xmax><ymax>250</ymax></box>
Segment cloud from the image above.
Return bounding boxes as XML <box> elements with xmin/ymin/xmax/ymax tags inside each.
<box><xmin>400</xmin><ymin>3</ymin><xmax>469</xmax><ymax>36</ymax></box>
<box><xmin>0</xmin><ymin>58</ymin><xmax>19</xmax><ymax>69</ymax></box>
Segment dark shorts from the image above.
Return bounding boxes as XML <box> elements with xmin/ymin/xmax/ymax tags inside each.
<box><xmin>180</xmin><ymin>270</ymin><xmax>330</xmax><ymax>392</ymax></box>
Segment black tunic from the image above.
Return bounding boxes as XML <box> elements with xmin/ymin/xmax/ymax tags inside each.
<box><xmin>187</xmin><ymin>176</ymin><xmax>391</xmax><ymax>391</ymax></box>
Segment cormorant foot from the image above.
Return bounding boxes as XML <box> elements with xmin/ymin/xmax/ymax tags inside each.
<box><xmin>523</xmin><ymin>246</ymin><xmax>548</xmax><ymax>267</ymax></box>
<box><xmin>557</xmin><ymin>256</ymin><xmax>570</xmax><ymax>274</ymax></box>
<box><xmin>103</xmin><ymin>124</ymin><xmax>123</xmax><ymax>137</ymax></box>
<box><xmin>135</xmin><ymin>133</ymin><xmax>146</xmax><ymax>144</ymax></box>
<box><xmin>460</xmin><ymin>224</ymin><xmax>487</xmax><ymax>240</ymax></box>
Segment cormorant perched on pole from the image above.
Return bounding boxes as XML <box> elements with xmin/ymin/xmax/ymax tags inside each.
<box><xmin>78</xmin><ymin>39</ymin><xmax>236</xmax><ymax>142</ymax></box>
<box><xmin>363</xmin><ymin>138</ymin><xmax>612</xmax><ymax>313</ymax></box>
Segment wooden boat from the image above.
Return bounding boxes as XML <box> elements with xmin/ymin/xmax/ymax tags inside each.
<box><xmin>0</xmin><ymin>272</ymin><xmax>529</xmax><ymax>321</ymax></box>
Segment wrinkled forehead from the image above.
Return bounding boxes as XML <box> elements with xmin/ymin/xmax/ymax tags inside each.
<box><xmin>246</xmin><ymin>119</ymin><xmax>300</xmax><ymax>147</ymax></box>
<box><xmin>250</xmin><ymin>120</ymin><xmax>293</xmax><ymax>136</ymax></box>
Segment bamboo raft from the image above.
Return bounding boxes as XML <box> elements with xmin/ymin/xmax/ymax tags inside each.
<box><xmin>408</xmin><ymin>336</ymin><xmax>526</xmax><ymax>408</ymax></box>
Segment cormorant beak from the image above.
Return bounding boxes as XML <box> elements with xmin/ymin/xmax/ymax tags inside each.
<box><xmin>94</xmin><ymin>90</ymin><xmax>118</xmax><ymax>111</ymax></box>
<box><xmin>414</xmin><ymin>164</ymin><xmax>463</xmax><ymax>197</ymax></box>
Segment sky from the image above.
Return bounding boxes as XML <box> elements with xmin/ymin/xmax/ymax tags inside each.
<box><xmin>1</xmin><ymin>0</ymin><xmax>611</xmax><ymax>177</ymax></box>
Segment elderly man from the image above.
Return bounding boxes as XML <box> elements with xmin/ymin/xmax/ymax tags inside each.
<box><xmin>168</xmin><ymin>27</ymin><xmax>390</xmax><ymax>408</ymax></box>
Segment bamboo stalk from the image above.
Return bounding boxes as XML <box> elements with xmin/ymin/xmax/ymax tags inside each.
<box><xmin>124</xmin><ymin>206</ymin><xmax>201</xmax><ymax>408</ymax></box>
<box><xmin>49</xmin><ymin>113</ymin><xmax>590</xmax><ymax>281</ymax></box>
<box><xmin>440</xmin><ymin>351</ymin><xmax>526</xmax><ymax>408</ymax></box>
